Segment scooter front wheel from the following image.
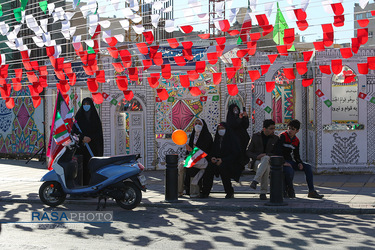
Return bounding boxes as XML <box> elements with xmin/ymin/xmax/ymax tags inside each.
<box><xmin>39</xmin><ymin>181</ymin><xmax>66</xmax><ymax>207</ymax></box>
<box><xmin>116</xmin><ymin>182</ymin><xmax>142</xmax><ymax>210</ymax></box>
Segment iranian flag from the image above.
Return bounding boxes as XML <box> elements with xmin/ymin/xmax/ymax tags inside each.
<box><xmin>53</xmin><ymin>112</ymin><xmax>70</xmax><ymax>145</ymax></box>
<box><xmin>47</xmin><ymin>91</ymin><xmax>70</xmax><ymax>170</ymax></box>
<box><xmin>184</xmin><ymin>147</ymin><xmax>207</xmax><ymax>168</ymax></box>
<box><xmin>64</xmin><ymin>108</ymin><xmax>74</xmax><ymax>132</ymax></box>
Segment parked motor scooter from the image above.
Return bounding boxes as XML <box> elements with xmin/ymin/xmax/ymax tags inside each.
<box><xmin>39</xmin><ymin>136</ymin><xmax>146</xmax><ymax>210</ymax></box>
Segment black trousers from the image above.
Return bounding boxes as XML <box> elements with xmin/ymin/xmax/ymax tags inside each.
<box><xmin>201</xmin><ymin>163</ymin><xmax>233</xmax><ymax>196</ymax></box>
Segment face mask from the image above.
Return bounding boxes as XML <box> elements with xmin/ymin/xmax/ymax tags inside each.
<box><xmin>83</xmin><ymin>105</ymin><xmax>91</xmax><ymax>112</ymax></box>
<box><xmin>218</xmin><ymin>129</ymin><xmax>226</xmax><ymax>136</ymax></box>
<box><xmin>233</xmin><ymin>109</ymin><xmax>239</xmax><ymax>115</ymax></box>
<box><xmin>195</xmin><ymin>125</ymin><xmax>202</xmax><ymax>132</ymax></box>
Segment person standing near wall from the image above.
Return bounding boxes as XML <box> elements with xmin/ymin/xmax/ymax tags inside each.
<box><xmin>200</xmin><ymin>122</ymin><xmax>241</xmax><ymax>198</ymax></box>
<box><xmin>226</xmin><ymin>103</ymin><xmax>250</xmax><ymax>182</ymax></box>
<box><xmin>72</xmin><ymin>97</ymin><xmax>104</xmax><ymax>185</ymax></box>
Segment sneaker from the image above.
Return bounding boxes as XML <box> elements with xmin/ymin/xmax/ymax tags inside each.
<box><xmin>308</xmin><ymin>190</ymin><xmax>324</xmax><ymax>199</ymax></box>
<box><xmin>259</xmin><ymin>194</ymin><xmax>267</xmax><ymax>200</ymax></box>
<box><xmin>287</xmin><ymin>188</ymin><xmax>296</xmax><ymax>198</ymax></box>
<box><xmin>225</xmin><ymin>193</ymin><xmax>234</xmax><ymax>199</ymax></box>
<box><xmin>250</xmin><ymin>180</ymin><xmax>258</xmax><ymax>190</ymax></box>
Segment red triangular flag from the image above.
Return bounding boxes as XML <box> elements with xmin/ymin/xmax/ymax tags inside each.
<box><xmin>331</xmin><ymin>59</ymin><xmax>342</xmax><ymax>74</ymax></box>
<box><xmin>357</xmin><ymin>63</ymin><xmax>368</xmax><ymax>75</ymax></box>
<box><xmin>143</xmin><ymin>30</ymin><xmax>154</xmax><ymax>44</ymax></box>
<box><xmin>266</xmin><ymin>81</ymin><xmax>275</xmax><ymax>92</ymax></box>
<box><xmin>123</xmin><ymin>90</ymin><xmax>134</xmax><ymax>101</ymax></box>
<box><xmin>87</xmin><ymin>78</ymin><xmax>99</xmax><ymax>92</ymax></box>
<box><xmin>136</xmin><ymin>42</ymin><xmax>149</xmax><ymax>55</ymax></box>
<box><xmin>212</xmin><ymin>72</ymin><xmax>222</xmax><ymax>85</ymax></box>
<box><xmin>268</xmin><ymin>54</ymin><xmax>278</xmax><ymax>64</ymax></box>
<box><xmin>261</xmin><ymin>65</ymin><xmax>270</xmax><ymax>75</ymax></box>
<box><xmin>302</xmin><ymin>78</ymin><xmax>314</xmax><ymax>87</ymax></box>
<box><xmin>187</xmin><ymin>70</ymin><xmax>199</xmax><ymax>81</ymax></box>
<box><xmin>167</xmin><ymin>38</ymin><xmax>179</xmax><ymax>48</ymax></box>
<box><xmin>248</xmin><ymin>70</ymin><xmax>260</xmax><ymax>82</ymax></box>
<box><xmin>296</xmin><ymin>62</ymin><xmax>308</xmax><ymax>75</ymax></box>
<box><xmin>157</xmin><ymin>88</ymin><xmax>169</xmax><ymax>100</ymax></box>
<box><xmin>174</xmin><ymin>56</ymin><xmax>186</xmax><ymax>66</ymax></box>
<box><xmin>92</xmin><ymin>92</ymin><xmax>103</xmax><ymax>104</ymax></box>
<box><xmin>147</xmin><ymin>73</ymin><xmax>160</xmax><ymax>88</ymax></box>
<box><xmin>319</xmin><ymin>65</ymin><xmax>331</xmax><ymax>75</ymax></box>
<box><xmin>179</xmin><ymin>74</ymin><xmax>190</xmax><ymax>88</ymax></box>
<box><xmin>283</xmin><ymin>68</ymin><xmax>295</xmax><ymax>79</ymax></box>
<box><xmin>227</xmin><ymin>84</ymin><xmax>238</xmax><ymax>96</ymax></box>
<box><xmin>189</xmin><ymin>87</ymin><xmax>201</xmax><ymax>96</ymax></box>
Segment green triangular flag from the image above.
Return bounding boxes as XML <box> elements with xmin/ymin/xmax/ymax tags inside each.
<box><xmin>0</xmin><ymin>4</ymin><xmax>3</xmax><ymax>17</ymax></box>
<box><xmin>87</xmin><ymin>46</ymin><xmax>96</xmax><ymax>54</ymax></box>
<box><xmin>273</xmin><ymin>3</ymin><xmax>295</xmax><ymax>52</ymax></box>
<box><xmin>20</xmin><ymin>0</ymin><xmax>28</xmax><ymax>11</ymax></box>
<box><xmin>13</xmin><ymin>8</ymin><xmax>22</xmax><ymax>22</ymax></box>
<box><xmin>370</xmin><ymin>97</ymin><xmax>375</xmax><ymax>104</ymax></box>
<box><xmin>236</xmin><ymin>37</ymin><xmax>242</xmax><ymax>45</ymax></box>
<box><xmin>39</xmin><ymin>1</ymin><xmax>48</xmax><ymax>14</ymax></box>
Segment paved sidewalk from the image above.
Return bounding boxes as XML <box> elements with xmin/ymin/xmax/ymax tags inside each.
<box><xmin>0</xmin><ymin>159</ymin><xmax>374</xmax><ymax>214</ymax></box>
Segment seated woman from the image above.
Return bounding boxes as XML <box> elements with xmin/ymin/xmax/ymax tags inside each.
<box><xmin>201</xmin><ymin>122</ymin><xmax>241</xmax><ymax>199</ymax></box>
<box><xmin>178</xmin><ymin>118</ymin><xmax>213</xmax><ymax>198</ymax></box>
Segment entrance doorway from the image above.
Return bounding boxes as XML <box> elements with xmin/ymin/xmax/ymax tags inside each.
<box><xmin>115</xmin><ymin>98</ymin><xmax>145</xmax><ymax>165</ymax></box>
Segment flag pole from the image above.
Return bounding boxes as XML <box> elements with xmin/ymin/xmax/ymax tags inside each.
<box><xmin>73</xmin><ymin>123</ymin><xmax>94</xmax><ymax>157</ymax></box>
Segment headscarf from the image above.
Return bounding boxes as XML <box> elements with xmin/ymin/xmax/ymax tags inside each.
<box><xmin>188</xmin><ymin>118</ymin><xmax>213</xmax><ymax>154</ymax></box>
<box><xmin>226</xmin><ymin>103</ymin><xmax>241</xmax><ymax>129</ymax></box>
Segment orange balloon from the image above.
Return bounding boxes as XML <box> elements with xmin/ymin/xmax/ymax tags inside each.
<box><xmin>172</xmin><ymin>129</ymin><xmax>188</xmax><ymax>145</ymax></box>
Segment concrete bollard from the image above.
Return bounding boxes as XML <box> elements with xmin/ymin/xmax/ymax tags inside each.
<box><xmin>165</xmin><ymin>154</ymin><xmax>179</xmax><ymax>202</ymax></box>
<box><xmin>265</xmin><ymin>156</ymin><xmax>288</xmax><ymax>206</ymax></box>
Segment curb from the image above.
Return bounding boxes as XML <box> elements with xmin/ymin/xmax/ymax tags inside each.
<box><xmin>1</xmin><ymin>198</ymin><xmax>375</xmax><ymax>215</ymax></box>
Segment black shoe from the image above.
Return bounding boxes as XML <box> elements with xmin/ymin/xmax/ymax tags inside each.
<box><xmin>199</xmin><ymin>193</ymin><xmax>209</xmax><ymax>198</ymax></box>
<box><xmin>308</xmin><ymin>190</ymin><xmax>324</xmax><ymax>199</ymax></box>
<box><xmin>225</xmin><ymin>193</ymin><xmax>234</xmax><ymax>199</ymax></box>
<box><xmin>287</xmin><ymin>188</ymin><xmax>296</xmax><ymax>198</ymax></box>
<box><xmin>250</xmin><ymin>180</ymin><xmax>258</xmax><ymax>190</ymax></box>
<box><xmin>259</xmin><ymin>194</ymin><xmax>267</xmax><ymax>200</ymax></box>
<box><xmin>283</xmin><ymin>190</ymin><xmax>289</xmax><ymax>198</ymax></box>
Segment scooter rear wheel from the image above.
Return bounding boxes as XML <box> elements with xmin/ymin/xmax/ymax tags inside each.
<box><xmin>116</xmin><ymin>182</ymin><xmax>142</xmax><ymax>210</ymax></box>
<box><xmin>39</xmin><ymin>181</ymin><xmax>66</xmax><ymax>207</ymax></box>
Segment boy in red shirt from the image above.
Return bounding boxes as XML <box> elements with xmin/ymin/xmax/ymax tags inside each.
<box><xmin>277</xmin><ymin>119</ymin><xmax>324</xmax><ymax>199</ymax></box>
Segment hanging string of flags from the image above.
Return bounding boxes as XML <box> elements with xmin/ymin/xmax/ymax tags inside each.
<box><xmin>0</xmin><ymin>0</ymin><xmax>374</xmax><ymax>111</ymax></box>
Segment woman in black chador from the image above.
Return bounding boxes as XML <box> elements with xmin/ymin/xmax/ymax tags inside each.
<box><xmin>226</xmin><ymin>103</ymin><xmax>250</xmax><ymax>181</ymax></box>
<box><xmin>178</xmin><ymin>118</ymin><xmax>213</xmax><ymax>197</ymax></box>
<box><xmin>72</xmin><ymin>97</ymin><xmax>103</xmax><ymax>185</ymax></box>
<box><xmin>201</xmin><ymin>122</ymin><xmax>241</xmax><ymax>198</ymax></box>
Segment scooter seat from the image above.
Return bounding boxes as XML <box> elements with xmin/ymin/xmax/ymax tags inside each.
<box><xmin>88</xmin><ymin>154</ymin><xmax>138</xmax><ymax>174</ymax></box>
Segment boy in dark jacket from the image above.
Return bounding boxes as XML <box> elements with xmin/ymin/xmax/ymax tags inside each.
<box><xmin>276</xmin><ymin>119</ymin><xmax>323</xmax><ymax>199</ymax></box>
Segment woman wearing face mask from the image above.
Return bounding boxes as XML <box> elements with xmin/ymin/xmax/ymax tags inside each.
<box><xmin>178</xmin><ymin>118</ymin><xmax>213</xmax><ymax>198</ymax></box>
<box><xmin>71</xmin><ymin>97</ymin><xmax>104</xmax><ymax>185</ymax></box>
<box><xmin>200</xmin><ymin>122</ymin><xmax>241</xmax><ymax>198</ymax></box>
<box><xmin>226</xmin><ymin>103</ymin><xmax>250</xmax><ymax>182</ymax></box>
